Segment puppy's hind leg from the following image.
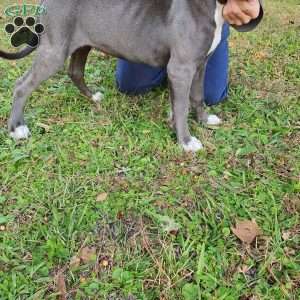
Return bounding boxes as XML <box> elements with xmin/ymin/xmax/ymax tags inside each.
<box><xmin>69</xmin><ymin>46</ymin><xmax>103</xmax><ymax>103</ymax></box>
<box><xmin>9</xmin><ymin>47</ymin><xmax>67</xmax><ymax>140</ymax></box>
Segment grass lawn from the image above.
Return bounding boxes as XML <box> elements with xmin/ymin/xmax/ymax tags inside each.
<box><xmin>0</xmin><ymin>0</ymin><xmax>299</xmax><ymax>299</ymax></box>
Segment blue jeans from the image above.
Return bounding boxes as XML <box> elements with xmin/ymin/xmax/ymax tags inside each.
<box><xmin>116</xmin><ymin>24</ymin><xmax>229</xmax><ymax>106</ymax></box>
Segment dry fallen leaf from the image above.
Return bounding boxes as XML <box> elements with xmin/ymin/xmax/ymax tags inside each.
<box><xmin>55</xmin><ymin>272</ymin><xmax>67</xmax><ymax>300</ymax></box>
<box><xmin>96</xmin><ymin>119</ymin><xmax>112</xmax><ymax>126</ymax></box>
<box><xmin>238</xmin><ymin>265</ymin><xmax>251</xmax><ymax>274</ymax></box>
<box><xmin>253</xmin><ymin>51</ymin><xmax>268</xmax><ymax>60</ymax></box>
<box><xmin>99</xmin><ymin>51</ymin><xmax>109</xmax><ymax>58</ymax></box>
<box><xmin>96</xmin><ymin>192</ymin><xmax>108</xmax><ymax>202</ymax></box>
<box><xmin>117</xmin><ymin>211</ymin><xmax>125</xmax><ymax>220</ymax></box>
<box><xmin>69</xmin><ymin>256</ymin><xmax>81</xmax><ymax>268</ymax></box>
<box><xmin>80</xmin><ymin>276</ymin><xmax>87</xmax><ymax>283</ymax></box>
<box><xmin>231</xmin><ymin>220</ymin><xmax>262</xmax><ymax>244</ymax></box>
<box><xmin>284</xmin><ymin>247</ymin><xmax>296</xmax><ymax>256</ymax></box>
<box><xmin>282</xmin><ymin>231</ymin><xmax>291</xmax><ymax>241</ymax></box>
<box><xmin>79</xmin><ymin>247</ymin><xmax>97</xmax><ymax>264</ymax></box>
<box><xmin>100</xmin><ymin>259</ymin><xmax>109</xmax><ymax>267</ymax></box>
<box><xmin>36</xmin><ymin>122</ymin><xmax>51</xmax><ymax>132</ymax></box>
<box><xmin>23</xmin><ymin>252</ymin><xmax>33</xmax><ymax>262</ymax></box>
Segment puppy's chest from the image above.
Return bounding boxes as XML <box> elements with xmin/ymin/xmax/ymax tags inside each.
<box><xmin>208</xmin><ymin>2</ymin><xmax>224</xmax><ymax>55</ymax></box>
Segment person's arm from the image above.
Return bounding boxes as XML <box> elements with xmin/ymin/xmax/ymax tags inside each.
<box><xmin>223</xmin><ymin>0</ymin><xmax>264</xmax><ymax>32</ymax></box>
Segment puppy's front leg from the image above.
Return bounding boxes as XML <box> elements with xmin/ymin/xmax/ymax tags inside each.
<box><xmin>190</xmin><ymin>66</ymin><xmax>222</xmax><ymax>126</ymax></box>
<box><xmin>167</xmin><ymin>60</ymin><xmax>203</xmax><ymax>153</ymax></box>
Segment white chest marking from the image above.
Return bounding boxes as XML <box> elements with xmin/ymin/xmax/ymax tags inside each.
<box><xmin>208</xmin><ymin>2</ymin><xmax>224</xmax><ymax>55</ymax></box>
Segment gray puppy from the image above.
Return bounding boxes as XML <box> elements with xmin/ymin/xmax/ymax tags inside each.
<box><xmin>0</xmin><ymin>0</ymin><xmax>227</xmax><ymax>152</ymax></box>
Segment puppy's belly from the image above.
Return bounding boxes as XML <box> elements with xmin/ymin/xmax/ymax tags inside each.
<box><xmin>90</xmin><ymin>38</ymin><xmax>170</xmax><ymax>68</ymax></box>
<box><xmin>208</xmin><ymin>2</ymin><xmax>224</xmax><ymax>55</ymax></box>
<box><xmin>98</xmin><ymin>44</ymin><xmax>170</xmax><ymax>67</ymax></box>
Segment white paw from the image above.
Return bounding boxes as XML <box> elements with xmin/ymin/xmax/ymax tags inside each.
<box><xmin>10</xmin><ymin>125</ymin><xmax>31</xmax><ymax>140</ymax></box>
<box><xmin>206</xmin><ymin>114</ymin><xmax>222</xmax><ymax>126</ymax></box>
<box><xmin>92</xmin><ymin>92</ymin><xmax>103</xmax><ymax>103</ymax></box>
<box><xmin>182</xmin><ymin>137</ymin><xmax>203</xmax><ymax>152</ymax></box>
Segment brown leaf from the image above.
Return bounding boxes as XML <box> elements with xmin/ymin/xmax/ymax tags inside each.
<box><xmin>23</xmin><ymin>252</ymin><xmax>33</xmax><ymax>262</ymax></box>
<box><xmin>282</xmin><ymin>231</ymin><xmax>291</xmax><ymax>241</ymax></box>
<box><xmin>117</xmin><ymin>211</ymin><xmax>125</xmax><ymax>220</ymax></box>
<box><xmin>96</xmin><ymin>192</ymin><xmax>108</xmax><ymax>202</ymax></box>
<box><xmin>79</xmin><ymin>247</ymin><xmax>96</xmax><ymax>264</ymax></box>
<box><xmin>231</xmin><ymin>220</ymin><xmax>262</xmax><ymax>244</ymax></box>
<box><xmin>99</xmin><ymin>51</ymin><xmax>109</xmax><ymax>58</ymax></box>
<box><xmin>141</xmin><ymin>232</ymin><xmax>151</xmax><ymax>250</ymax></box>
<box><xmin>281</xmin><ymin>225</ymin><xmax>300</xmax><ymax>241</ymax></box>
<box><xmin>96</xmin><ymin>119</ymin><xmax>112</xmax><ymax>126</ymax></box>
<box><xmin>69</xmin><ymin>256</ymin><xmax>81</xmax><ymax>268</ymax></box>
<box><xmin>55</xmin><ymin>272</ymin><xmax>67</xmax><ymax>300</ymax></box>
<box><xmin>253</xmin><ymin>51</ymin><xmax>268</xmax><ymax>60</ymax></box>
<box><xmin>238</xmin><ymin>265</ymin><xmax>251</xmax><ymax>274</ymax></box>
<box><xmin>36</xmin><ymin>122</ymin><xmax>51</xmax><ymax>132</ymax></box>
<box><xmin>284</xmin><ymin>247</ymin><xmax>296</xmax><ymax>256</ymax></box>
<box><xmin>100</xmin><ymin>258</ymin><xmax>110</xmax><ymax>268</ymax></box>
<box><xmin>283</xmin><ymin>194</ymin><xmax>300</xmax><ymax>214</ymax></box>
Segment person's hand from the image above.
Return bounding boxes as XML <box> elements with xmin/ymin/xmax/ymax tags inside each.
<box><xmin>223</xmin><ymin>0</ymin><xmax>261</xmax><ymax>26</ymax></box>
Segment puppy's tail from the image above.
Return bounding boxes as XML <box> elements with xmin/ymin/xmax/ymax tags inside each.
<box><xmin>0</xmin><ymin>46</ymin><xmax>36</xmax><ymax>60</ymax></box>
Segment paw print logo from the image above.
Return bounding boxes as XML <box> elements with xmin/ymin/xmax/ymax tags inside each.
<box><xmin>5</xmin><ymin>16</ymin><xmax>44</xmax><ymax>48</ymax></box>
